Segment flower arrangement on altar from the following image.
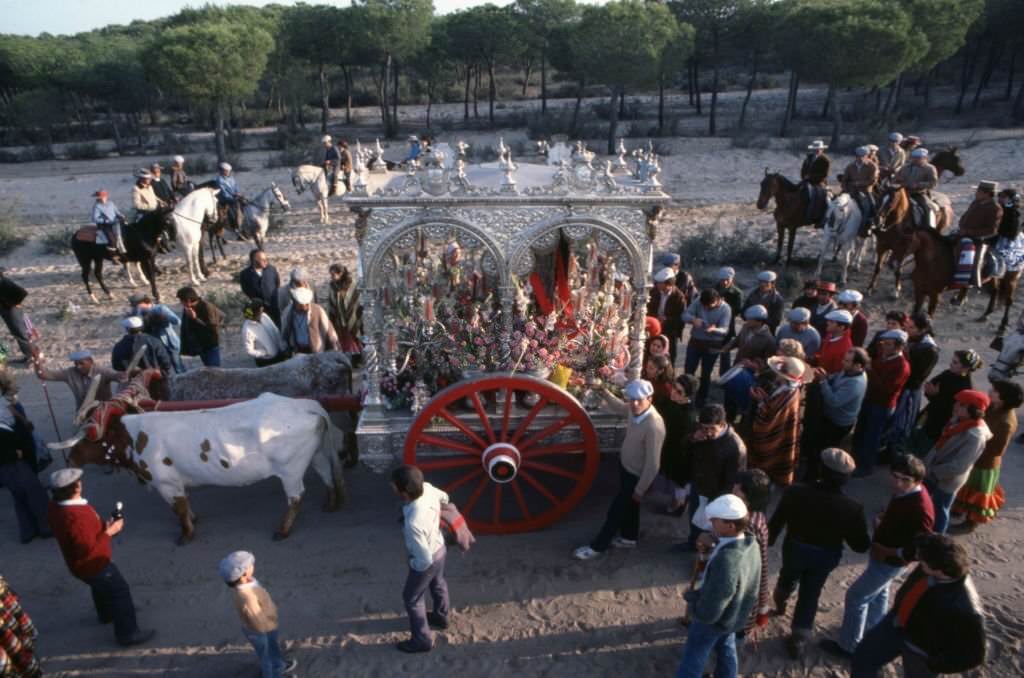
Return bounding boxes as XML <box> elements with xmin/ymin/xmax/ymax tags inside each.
<box><xmin>509</xmin><ymin>314</ymin><xmax>569</xmax><ymax>375</ymax></box>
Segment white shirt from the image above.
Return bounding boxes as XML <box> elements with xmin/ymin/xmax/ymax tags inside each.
<box><xmin>241</xmin><ymin>314</ymin><xmax>285</xmax><ymax>359</ymax></box>
<box><xmin>402</xmin><ymin>482</ymin><xmax>449</xmax><ymax>572</ymax></box>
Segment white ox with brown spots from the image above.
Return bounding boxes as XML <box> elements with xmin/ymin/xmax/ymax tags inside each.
<box><xmin>67</xmin><ymin>393</ymin><xmax>347</xmax><ymax>544</ymax></box>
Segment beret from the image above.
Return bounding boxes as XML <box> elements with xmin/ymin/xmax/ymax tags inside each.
<box><xmin>289</xmin><ymin>267</ymin><xmax>308</xmax><ymax>282</ymax></box>
<box><xmin>855</xmin><ymin>146</ymin><xmax>868</xmax><ymax>157</ymax></box>
<box><xmin>706</xmin><ymin>494</ymin><xmax>748</xmax><ymax>520</ymax></box>
<box><xmin>911</xmin><ymin>148</ymin><xmax>928</xmax><ymax>158</ymax></box>
<box><xmin>219</xmin><ymin>550</ymin><xmax>255</xmax><ymax>583</ymax></box>
<box><xmin>50</xmin><ymin>467</ymin><xmax>83</xmax><ymax>489</ymax></box>
<box><xmin>624</xmin><ymin>379</ymin><xmax>654</xmax><ymax>400</ymax></box>
<box><xmin>788</xmin><ymin>307</ymin><xmax>811</xmax><ymax>323</ymax></box>
<box><xmin>128</xmin><ymin>292</ymin><xmax>150</xmax><ymax>305</ymax></box>
<box><xmin>821</xmin><ymin>447</ymin><xmax>856</xmax><ymax>474</ymax></box>
<box><xmin>658</xmin><ymin>253</ymin><xmax>681</xmax><ymax>266</ymax></box>
<box><xmin>825</xmin><ymin>309</ymin><xmax>853</xmax><ymax>325</ymax></box>
<box><xmin>888</xmin><ymin>132</ymin><xmax>903</xmax><ymax>142</ymax></box>
<box><xmin>291</xmin><ymin>287</ymin><xmax>314</xmax><ymax>304</ymax></box>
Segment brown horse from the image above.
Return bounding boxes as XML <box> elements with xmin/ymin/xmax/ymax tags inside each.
<box><xmin>756</xmin><ymin>170</ymin><xmax>817</xmax><ymax>264</ymax></box>
<box><xmin>868</xmin><ymin>187</ymin><xmax>953</xmax><ymax>298</ymax></box>
<box><xmin>888</xmin><ymin>227</ymin><xmax>956</xmax><ymax>316</ymax></box>
<box><xmin>979</xmin><ymin>189</ymin><xmax>1023</xmax><ymax>332</ymax></box>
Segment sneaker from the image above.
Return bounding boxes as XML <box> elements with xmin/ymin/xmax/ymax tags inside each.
<box><xmin>819</xmin><ymin>638</ymin><xmax>853</xmax><ymax>659</ymax></box>
<box><xmin>426</xmin><ymin>611</ymin><xmax>449</xmax><ymax>630</ymax></box>
<box><xmin>118</xmin><ymin>629</ymin><xmax>156</xmax><ymax>647</ymax></box>
<box><xmin>611</xmin><ymin>537</ymin><xmax>637</xmax><ymax>549</ymax></box>
<box><xmin>572</xmin><ymin>545</ymin><xmax>602</xmax><ymax>560</ymax></box>
<box><xmin>396</xmin><ymin>639</ymin><xmax>431</xmax><ymax>653</ymax></box>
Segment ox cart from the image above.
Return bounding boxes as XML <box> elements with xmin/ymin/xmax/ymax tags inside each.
<box><xmin>343</xmin><ymin>139</ymin><xmax>670</xmax><ymax>534</ymax></box>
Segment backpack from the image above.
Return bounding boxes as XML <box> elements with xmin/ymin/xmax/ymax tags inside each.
<box><xmin>439</xmin><ymin>502</ymin><xmax>475</xmax><ymax>552</ymax></box>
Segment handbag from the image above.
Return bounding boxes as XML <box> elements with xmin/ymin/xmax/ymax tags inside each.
<box><xmin>439</xmin><ymin>502</ymin><xmax>475</xmax><ymax>552</ymax></box>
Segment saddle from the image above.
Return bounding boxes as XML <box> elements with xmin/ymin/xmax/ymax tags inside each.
<box><xmin>805</xmin><ymin>184</ymin><xmax>830</xmax><ymax>225</ymax></box>
<box><xmin>74</xmin><ymin>225</ymin><xmax>99</xmax><ymax>243</ymax></box>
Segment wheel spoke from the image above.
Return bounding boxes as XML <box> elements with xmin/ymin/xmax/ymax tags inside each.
<box><xmin>518</xmin><ymin>414</ymin><xmax>574</xmax><ymax>451</ymax></box>
<box><xmin>509</xmin><ymin>397</ymin><xmax>549</xmax><ymax>446</ymax></box>
<box><xmin>470</xmin><ymin>392</ymin><xmax>496</xmax><ymax>445</ymax></box>
<box><xmin>492</xmin><ymin>483</ymin><xmax>503</xmax><ymax>525</ymax></box>
<box><xmin>418</xmin><ymin>434</ymin><xmax>479</xmax><ymax>455</ymax></box>
<box><xmin>419</xmin><ymin>456</ymin><xmax>481</xmax><ymax>471</ymax></box>
<box><xmin>442</xmin><ymin>468</ymin><xmax>484</xmax><ymax>494</ymax></box>
<box><xmin>521</xmin><ymin>442</ymin><xmax>586</xmax><ymax>458</ymax></box>
<box><xmin>526</xmin><ymin>460</ymin><xmax>583</xmax><ymax>482</ymax></box>
<box><xmin>510</xmin><ymin>479</ymin><xmax>531</xmax><ymax>520</ymax></box>
<box><xmin>461</xmin><ymin>474</ymin><xmax>491</xmax><ymax>518</ymax></box>
<box><xmin>499</xmin><ymin>387</ymin><xmax>513</xmax><ymax>442</ymax></box>
<box><xmin>436</xmin><ymin>407</ymin><xmax>489</xmax><ymax>450</ymax></box>
<box><xmin>518</xmin><ymin>469</ymin><xmax>559</xmax><ymax>506</ymax></box>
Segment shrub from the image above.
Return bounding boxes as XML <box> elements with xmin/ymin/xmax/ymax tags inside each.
<box><xmin>0</xmin><ymin>150</ymin><xmax>19</xmax><ymax>164</ymax></box>
<box><xmin>675</xmin><ymin>225</ymin><xmax>774</xmax><ymax>273</ymax></box>
<box><xmin>40</xmin><ymin>227</ymin><xmax>74</xmax><ymax>255</ymax></box>
<box><xmin>65</xmin><ymin>142</ymin><xmax>104</xmax><ymax>160</ymax></box>
<box><xmin>189</xmin><ymin>155</ymin><xmax>214</xmax><ymax>174</ymax></box>
<box><xmin>0</xmin><ymin>204</ymin><xmax>26</xmax><ymax>256</ymax></box>
<box><xmin>264</xmin><ymin>146</ymin><xmax>311</xmax><ymax>169</ymax></box>
<box><xmin>204</xmin><ymin>289</ymin><xmax>248</xmax><ymax>327</ymax></box>
<box><xmin>155</xmin><ymin>132</ymin><xmax>192</xmax><ymax>155</ymax></box>
<box><xmin>19</xmin><ymin>145</ymin><xmax>55</xmax><ymax>162</ymax></box>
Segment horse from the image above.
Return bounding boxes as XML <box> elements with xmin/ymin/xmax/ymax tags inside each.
<box><xmin>172</xmin><ymin>187</ymin><xmax>219</xmax><ymax>285</ymax></box>
<box><xmin>815</xmin><ymin>193</ymin><xmax>871</xmax><ymax>286</ymax></box>
<box><xmin>241</xmin><ymin>183</ymin><xmax>291</xmax><ymax>249</ymax></box>
<box><xmin>292</xmin><ymin>165</ymin><xmax>330</xmax><ymax>224</ymax></box>
<box><xmin>756</xmin><ymin>170</ymin><xmax>819</xmax><ymax>265</ymax></box>
<box><xmin>979</xmin><ymin>189</ymin><xmax>1024</xmax><ymax>332</ymax></box>
<box><xmin>929</xmin><ymin>147</ymin><xmax>965</xmax><ymax>180</ymax></box>
<box><xmin>887</xmin><ymin>226</ymin><xmax>956</xmax><ymax>316</ymax></box>
<box><xmin>868</xmin><ymin>187</ymin><xmax>953</xmax><ymax>298</ymax></box>
<box><xmin>71</xmin><ymin>210</ymin><xmax>172</xmax><ymax>303</ymax></box>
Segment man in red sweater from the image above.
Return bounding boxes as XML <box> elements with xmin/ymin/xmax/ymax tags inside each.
<box><xmin>836</xmin><ymin>289</ymin><xmax>868</xmax><ymax>347</ymax></box>
<box><xmin>852</xmin><ymin>329</ymin><xmax>911</xmax><ymax>477</ymax></box>
<box><xmin>814</xmin><ymin>309</ymin><xmax>853</xmax><ymax>375</ymax></box>
<box><xmin>47</xmin><ymin>468</ymin><xmax>154</xmax><ymax>646</ymax></box>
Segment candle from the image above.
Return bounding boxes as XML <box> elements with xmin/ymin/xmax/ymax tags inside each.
<box><xmin>405</xmin><ymin>268</ymin><xmax>415</xmax><ymax>290</ymax></box>
<box><xmin>424</xmin><ymin>297</ymin><xmax>435</xmax><ymax>323</ymax></box>
<box><xmin>608</xmin><ymin>331</ymin><xmax>618</xmax><ymax>359</ymax></box>
<box><xmin>386</xmin><ymin>329</ymin><xmax>398</xmax><ymax>355</ymax></box>
<box><xmin>383</xmin><ymin>286</ymin><xmax>391</xmax><ymax>308</ymax></box>
<box><xmin>619</xmin><ymin>286</ymin><xmax>632</xmax><ymax>314</ymax></box>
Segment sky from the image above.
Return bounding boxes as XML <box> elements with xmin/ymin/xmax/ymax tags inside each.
<box><xmin>0</xmin><ymin>0</ymin><xmax>538</xmax><ymax>37</ymax></box>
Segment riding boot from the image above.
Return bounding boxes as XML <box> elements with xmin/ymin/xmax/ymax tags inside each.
<box><xmin>974</xmin><ymin>243</ymin><xmax>987</xmax><ymax>288</ymax></box>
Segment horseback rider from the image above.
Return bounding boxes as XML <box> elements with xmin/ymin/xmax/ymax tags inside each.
<box><xmin>322</xmin><ymin>135</ymin><xmax>342</xmax><ymax>196</ymax></box>
<box><xmin>215</xmin><ymin>162</ymin><xmax>244</xmax><ymax>230</ymax></box>
<box><xmin>150</xmin><ymin>163</ymin><xmax>174</xmax><ymax>205</ymax></box>
<box><xmin>92</xmin><ymin>190</ymin><xmax>126</xmax><ymax>256</ymax></box>
<box><xmin>865</xmin><ymin>144</ymin><xmax>879</xmax><ymax>165</ymax></box>
<box><xmin>891</xmin><ymin>147</ymin><xmax>939</xmax><ymax>228</ymax></box>
<box><xmin>800</xmin><ymin>140</ymin><xmax>831</xmax><ymax>226</ymax></box>
<box><xmin>840</xmin><ymin>146</ymin><xmax>879</xmax><ymax>231</ymax></box>
<box><xmin>955</xmin><ymin>181</ymin><xmax>1003</xmax><ymax>294</ymax></box>
<box><xmin>170</xmin><ymin>155</ymin><xmax>192</xmax><ymax>196</ymax></box>
<box><xmin>338</xmin><ymin>139</ymin><xmax>353</xmax><ymax>192</ymax></box>
<box><xmin>877</xmin><ymin>132</ymin><xmax>906</xmax><ymax>179</ymax></box>
<box><xmin>131</xmin><ymin>170</ymin><xmax>167</xmax><ymax>223</ymax></box>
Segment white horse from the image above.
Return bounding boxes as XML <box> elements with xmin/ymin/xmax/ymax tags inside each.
<box><xmin>241</xmin><ymin>184</ymin><xmax>291</xmax><ymax>249</ymax></box>
<box><xmin>291</xmin><ymin>165</ymin><xmax>332</xmax><ymax>224</ymax></box>
<box><xmin>816</xmin><ymin>193</ymin><xmax>872</xmax><ymax>285</ymax></box>
<box><xmin>172</xmin><ymin>187</ymin><xmax>219</xmax><ymax>285</ymax></box>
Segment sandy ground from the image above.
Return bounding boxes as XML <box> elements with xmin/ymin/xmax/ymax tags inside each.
<box><xmin>1</xmin><ymin>88</ymin><xmax>1023</xmax><ymax>677</ymax></box>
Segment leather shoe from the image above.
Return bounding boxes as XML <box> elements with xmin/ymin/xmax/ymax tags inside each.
<box><xmin>396</xmin><ymin>639</ymin><xmax>431</xmax><ymax>653</ymax></box>
<box><xmin>118</xmin><ymin>629</ymin><xmax>155</xmax><ymax>647</ymax></box>
<box><xmin>426</xmin><ymin>612</ymin><xmax>449</xmax><ymax>630</ymax></box>
<box><xmin>786</xmin><ymin>634</ymin><xmax>806</xmax><ymax>660</ymax></box>
<box><xmin>819</xmin><ymin>638</ymin><xmax>853</xmax><ymax>659</ymax></box>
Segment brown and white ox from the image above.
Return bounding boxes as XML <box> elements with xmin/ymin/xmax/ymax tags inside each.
<box><xmin>63</xmin><ymin>393</ymin><xmax>347</xmax><ymax>545</ymax></box>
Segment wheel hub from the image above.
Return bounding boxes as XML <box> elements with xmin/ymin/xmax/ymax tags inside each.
<box><xmin>482</xmin><ymin>442</ymin><xmax>521</xmax><ymax>483</ymax></box>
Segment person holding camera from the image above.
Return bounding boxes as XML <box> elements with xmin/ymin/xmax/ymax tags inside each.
<box><xmin>46</xmin><ymin>468</ymin><xmax>154</xmax><ymax>647</ymax></box>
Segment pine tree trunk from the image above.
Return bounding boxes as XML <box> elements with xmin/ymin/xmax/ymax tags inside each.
<box><xmin>780</xmin><ymin>71</ymin><xmax>798</xmax><ymax>137</ymax></box>
<box><xmin>426</xmin><ymin>87</ymin><xmax>433</xmax><ymax>129</ymax></box>
<box><xmin>571</xmin><ymin>78</ymin><xmax>584</xmax><ymax>136</ymax></box>
<box><xmin>687</xmin><ymin>61</ymin><xmax>694</xmax><ymax>106</ymax></box>
<box><xmin>923</xmin><ymin>67</ymin><xmax>934</xmax><ymax>110</ymax></box>
<box><xmin>821</xmin><ymin>85</ymin><xmax>834</xmax><ymax>119</ymax></box>
<box><xmin>1014</xmin><ymin>77</ymin><xmax>1024</xmax><ymax>119</ymax></box>
<box><xmin>972</xmin><ymin>40</ymin><xmax>1004</xmax><ymax>108</ymax></box>
<box><xmin>214</xmin><ymin>106</ymin><xmax>227</xmax><ymax>163</ymax></box>
<box><xmin>464</xmin><ymin>65</ymin><xmax>472</xmax><ymax>121</ymax></box>
<box><xmin>541</xmin><ymin>52</ymin><xmax>548</xmax><ymax>115</ymax></box>
<box><xmin>522</xmin><ymin>57</ymin><xmax>533</xmax><ymax>97</ymax></box>
<box><xmin>694</xmin><ymin>60</ymin><xmax>702</xmax><ymax>116</ymax></box>
<box><xmin>658</xmin><ymin>73</ymin><xmax>666</xmax><ymax>135</ymax></box>
<box><xmin>709</xmin><ymin>59</ymin><xmax>720</xmax><ymax>136</ymax></box>
<box><xmin>107</xmin><ymin>106</ymin><xmax>124</xmax><ymax>155</ymax></box>
<box><xmin>380</xmin><ymin>56</ymin><xmax>392</xmax><ymax>137</ymax></box>
<box><xmin>956</xmin><ymin>39</ymin><xmax>980</xmax><ymax>115</ymax></box>
<box><xmin>392</xmin><ymin>62</ymin><xmax>400</xmax><ymax>136</ymax></box>
<box><xmin>341</xmin><ymin>65</ymin><xmax>353</xmax><ymax>124</ymax></box>
<box><xmin>738</xmin><ymin>51</ymin><xmax>759</xmax><ymax>130</ymax></box>
<box><xmin>474</xmin><ymin>66</ymin><xmax>480</xmax><ymax>119</ymax></box>
<box><xmin>488</xmin><ymin>58</ymin><xmax>497</xmax><ymax>127</ymax></box>
<box><xmin>829</xmin><ymin>83</ymin><xmax>841</xmax><ymax>149</ymax></box>
<box><xmin>319</xmin><ymin>61</ymin><xmax>330</xmax><ymax>134</ymax></box>
<box><xmin>607</xmin><ymin>89</ymin><xmax>621</xmax><ymax>155</ymax></box>
<box><xmin>1005</xmin><ymin>47</ymin><xmax>1018</xmax><ymax>101</ymax></box>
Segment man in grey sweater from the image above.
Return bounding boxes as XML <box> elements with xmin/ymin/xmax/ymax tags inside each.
<box><xmin>682</xmin><ymin>289</ymin><xmax>732</xmax><ymax>407</ymax></box>
<box><xmin>801</xmin><ymin>347</ymin><xmax>868</xmax><ymax>481</ymax></box>
<box><xmin>677</xmin><ymin>494</ymin><xmax>761</xmax><ymax>678</ymax></box>
<box><xmin>776</xmin><ymin>307</ymin><xmax>821</xmax><ymax>359</ymax></box>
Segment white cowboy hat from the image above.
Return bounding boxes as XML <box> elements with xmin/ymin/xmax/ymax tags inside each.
<box><xmin>767</xmin><ymin>355</ymin><xmax>806</xmax><ymax>383</ymax></box>
<box><xmin>807</xmin><ymin>140</ymin><xmax>828</xmax><ymax>150</ymax></box>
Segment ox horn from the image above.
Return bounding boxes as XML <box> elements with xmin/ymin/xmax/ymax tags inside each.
<box><xmin>764</xmin><ymin>167</ymin><xmax>769</xmax><ymax>176</ymax></box>
<box><xmin>48</xmin><ymin>429</ymin><xmax>86</xmax><ymax>451</ymax></box>
<box><xmin>73</xmin><ymin>374</ymin><xmax>103</xmax><ymax>426</ymax></box>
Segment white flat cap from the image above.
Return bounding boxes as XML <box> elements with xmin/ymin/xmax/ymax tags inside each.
<box><xmin>888</xmin><ymin>132</ymin><xmax>903</xmax><ymax>142</ymax></box>
<box><xmin>219</xmin><ymin>550</ymin><xmax>255</xmax><ymax>583</ymax></box>
<box><xmin>837</xmin><ymin>290</ymin><xmax>863</xmax><ymax>304</ymax></box>
<box><xmin>706</xmin><ymin>494</ymin><xmax>748</xmax><ymax>520</ymax></box>
<box><xmin>825</xmin><ymin>309</ymin><xmax>853</xmax><ymax>325</ymax></box>
<box><xmin>173</xmin><ymin>155</ymin><xmax>185</xmax><ymax>164</ymax></box>
<box><xmin>322</xmin><ymin>135</ymin><xmax>332</xmax><ymax>143</ymax></box>
<box><xmin>291</xmin><ymin>287</ymin><xmax>313</xmax><ymax>305</ymax></box>
<box><xmin>757</xmin><ymin>270</ymin><xmax>777</xmax><ymax>283</ymax></box>
<box><xmin>821</xmin><ymin>447</ymin><xmax>856</xmax><ymax>474</ymax></box>
<box><xmin>788</xmin><ymin>307</ymin><xmax>811</xmax><ymax>323</ymax></box>
<box><xmin>658</xmin><ymin>253</ymin><xmax>681</xmax><ymax>266</ymax></box>
<box><xmin>879</xmin><ymin>329</ymin><xmax>909</xmax><ymax>344</ymax></box>
<box><xmin>807</xmin><ymin>140</ymin><xmax>828</xmax><ymax>150</ymax></box>
<box><xmin>408</xmin><ymin>135</ymin><xmax>420</xmax><ymax>142</ymax></box>
<box><xmin>717</xmin><ymin>267</ymin><xmax>735</xmax><ymax>281</ymax></box>
<box><xmin>744</xmin><ymin>305</ymin><xmax>768</xmax><ymax>321</ymax></box>
<box><xmin>50</xmin><ymin>467</ymin><xmax>83</xmax><ymax>489</ymax></box>
<box><xmin>219</xmin><ymin>162</ymin><xmax>232</xmax><ymax>171</ymax></box>
<box><xmin>910</xmin><ymin>148</ymin><xmax>928</xmax><ymax>159</ymax></box>
<box><xmin>624</xmin><ymin>379</ymin><xmax>654</xmax><ymax>400</ymax></box>
<box><xmin>68</xmin><ymin>349</ymin><xmax>92</xmax><ymax>362</ymax></box>
<box><xmin>122</xmin><ymin>316</ymin><xmax>144</xmax><ymax>330</ymax></box>
<box><xmin>653</xmin><ymin>267</ymin><xmax>676</xmax><ymax>283</ymax></box>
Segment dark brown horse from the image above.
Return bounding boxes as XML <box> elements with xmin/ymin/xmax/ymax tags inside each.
<box><xmin>930</xmin><ymin>147</ymin><xmax>965</xmax><ymax>180</ymax></box>
<box><xmin>868</xmin><ymin>187</ymin><xmax>953</xmax><ymax>298</ymax></box>
<box><xmin>888</xmin><ymin>227</ymin><xmax>956</xmax><ymax>316</ymax></box>
<box><xmin>979</xmin><ymin>189</ymin><xmax>1023</xmax><ymax>332</ymax></box>
<box><xmin>70</xmin><ymin>210</ymin><xmax>172</xmax><ymax>303</ymax></box>
<box><xmin>756</xmin><ymin>170</ymin><xmax>817</xmax><ymax>264</ymax></box>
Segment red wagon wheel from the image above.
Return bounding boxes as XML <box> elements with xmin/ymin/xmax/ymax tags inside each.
<box><xmin>403</xmin><ymin>374</ymin><xmax>599</xmax><ymax>534</ymax></box>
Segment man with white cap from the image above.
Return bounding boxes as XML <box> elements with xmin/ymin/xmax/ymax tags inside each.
<box><xmin>776</xmin><ymin>307</ymin><xmax>820</xmax><ymax>359</ymax></box>
<box><xmin>742</xmin><ymin>271</ymin><xmax>784</xmax><ymax>333</ymax></box>
<box><xmin>111</xmin><ymin>315</ymin><xmax>172</xmax><ymax>374</ymax></box>
<box><xmin>836</xmin><ymin>289</ymin><xmax>868</xmax><ymax>347</ymax></box>
<box><xmin>656</xmin><ymin>252</ymin><xmax>698</xmax><ymax>304</ymax></box>
<box><xmin>813</xmin><ymin>308</ymin><xmax>853</xmax><ymax>375</ymax></box>
<box><xmin>892</xmin><ymin>147</ymin><xmax>939</xmax><ymax>228</ymax></box>
<box><xmin>177</xmin><ymin>286</ymin><xmax>224</xmax><ymax>367</ymax></box>
<box><xmin>35</xmin><ymin>349</ymin><xmax>124</xmax><ymax>410</ymax></box>
<box><xmin>800</xmin><ymin>140</ymin><xmax>831</xmax><ymax>225</ymax></box>
<box><xmin>280</xmin><ymin>286</ymin><xmax>339</xmax><ymax>355</ymax></box>
<box><xmin>676</xmin><ymin>493</ymin><xmax>761</xmax><ymax>678</ymax></box>
<box><xmin>219</xmin><ymin>550</ymin><xmax>298</xmax><ymax>674</ymax></box>
<box><xmin>170</xmin><ymin>155</ymin><xmax>192</xmax><ymax>196</ymax></box>
<box><xmin>574</xmin><ymin>379</ymin><xmax>665</xmax><ymax>560</ymax></box>
<box><xmin>840</xmin><ymin>147</ymin><xmax>878</xmax><ymax>229</ymax></box>
<box><xmin>47</xmin><ymin>467</ymin><xmax>155</xmax><ymax>646</ymax></box>
<box><xmin>215</xmin><ymin>161</ymin><xmax>244</xmax><ymax>229</ymax></box>
<box><xmin>276</xmin><ymin>267</ymin><xmax>317</xmax><ymax>317</ymax></box>
<box><xmin>878</xmin><ymin>133</ymin><xmax>906</xmax><ymax>177</ymax></box>
<box><xmin>853</xmin><ymin>329</ymin><xmax>910</xmax><ymax>476</ymax></box>
<box><xmin>647</xmin><ymin>267</ymin><xmax>687</xmax><ymax>364</ymax></box>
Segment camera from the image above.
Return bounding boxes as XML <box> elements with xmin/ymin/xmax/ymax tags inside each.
<box><xmin>111</xmin><ymin>501</ymin><xmax>124</xmax><ymax>521</ymax></box>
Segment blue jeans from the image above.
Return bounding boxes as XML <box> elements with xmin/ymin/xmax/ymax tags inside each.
<box><xmin>684</xmin><ymin>343</ymin><xmax>721</xmax><ymax>407</ymax></box>
<box><xmin>924</xmin><ymin>479</ymin><xmax>955</xmax><ymax>534</ymax></box>
<box><xmin>676</xmin><ymin>619</ymin><xmax>738</xmax><ymax>678</ymax></box>
<box><xmin>403</xmin><ymin>546</ymin><xmax>449</xmax><ymax>649</ymax></box>
<box><xmin>837</xmin><ymin>559</ymin><xmax>904</xmax><ymax>653</ymax></box>
<box><xmin>775</xmin><ymin>539</ymin><xmax>842</xmax><ymax>633</ymax></box>
<box><xmin>243</xmin><ymin>628</ymin><xmax>286</xmax><ymax>678</ymax></box>
<box><xmin>591</xmin><ymin>465</ymin><xmax>640</xmax><ymax>551</ymax></box>
<box><xmin>851</xmin><ymin>612</ymin><xmax>935</xmax><ymax>678</ymax></box>
<box><xmin>853</xmin><ymin>404</ymin><xmax>893</xmax><ymax>474</ymax></box>
<box><xmin>0</xmin><ymin>459</ymin><xmax>51</xmax><ymax>542</ymax></box>
<box><xmin>84</xmin><ymin>562</ymin><xmax>140</xmax><ymax>644</ymax></box>
<box><xmin>199</xmin><ymin>345</ymin><xmax>221</xmax><ymax>367</ymax></box>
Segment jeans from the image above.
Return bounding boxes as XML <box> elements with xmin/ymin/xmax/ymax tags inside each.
<box><xmin>403</xmin><ymin>546</ymin><xmax>449</xmax><ymax>649</ymax></box>
<box><xmin>0</xmin><ymin>460</ymin><xmax>51</xmax><ymax>542</ymax></box>
<box><xmin>591</xmin><ymin>465</ymin><xmax>640</xmax><ymax>551</ymax></box>
<box><xmin>0</xmin><ymin>306</ymin><xmax>34</xmax><ymax>358</ymax></box>
<box><xmin>169</xmin><ymin>350</ymin><xmax>186</xmax><ymax>373</ymax></box>
<box><xmin>883</xmin><ymin>387</ymin><xmax>922</xmax><ymax>455</ymax></box>
<box><xmin>852</xmin><ymin>404</ymin><xmax>893</xmax><ymax>474</ymax></box>
<box><xmin>84</xmin><ymin>562</ymin><xmax>140</xmax><ymax>644</ymax></box>
<box><xmin>199</xmin><ymin>345</ymin><xmax>221</xmax><ymax>367</ymax></box>
<box><xmin>775</xmin><ymin>539</ymin><xmax>842</xmax><ymax>633</ymax></box>
<box><xmin>837</xmin><ymin>559</ymin><xmax>904</xmax><ymax>653</ymax></box>
<box><xmin>684</xmin><ymin>343</ymin><xmax>721</xmax><ymax>407</ymax></box>
<box><xmin>243</xmin><ymin>628</ymin><xmax>286</xmax><ymax>678</ymax></box>
<box><xmin>924</xmin><ymin>479</ymin><xmax>955</xmax><ymax>534</ymax></box>
<box><xmin>676</xmin><ymin>619</ymin><xmax>738</xmax><ymax>678</ymax></box>
<box><xmin>851</xmin><ymin>612</ymin><xmax>936</xmax><ymax>678</ymax></box>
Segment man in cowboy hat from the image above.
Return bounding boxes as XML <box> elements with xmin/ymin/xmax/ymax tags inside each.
<box><xmin>800</xmin><ymin>140</ymin><xmax>831</xmax><ymax>226</ymax></box>
<box><xmin>215</xmin><ymin>161</ymin><xmax>244</xmax><ymax>229</ymax></box>
<box><xmin>170</xmin><ymin>155</ymin><xmax>192</xmax><ymax>196</ymax></box>
<box><xmin>743</xmin><ymin>270</ymin><xmax>785</xmax><ymax>333</ymax></box>
<box><xmin>131</xmin><ymin>169</ymin><xmax>165</xmax><ymax>223</ymax></box>
<box><xmin>574</xmin><ymin>379</ymin><xmax>665</xmax><ymax>561</ymax></box>
<box><xmin>954</xmin><ymin>180</ymin><xmax>1003</xmax><ymax>296</ymax></box>
<box><xmin>877</xmin><ymin>132</ymin><xmax>906</xmax><ymax>177</ymax></box>
<box><xmin>892</xmin><ymin>147</ymin><xmax>939</xmax><ymax>228</ymax></box>
<box><xmin>34</xmin><ymin>349</ymin><xmax>124</xmax><ymax>411</ymax></box>
<box><xmin>840</xmin><ymin>147</ymin><xmax>879</xmax><ymax>230</ymax></box>
<box><xmin>321</xmin><ymin>134</ymin><xmax>342</xmax><ymax>196</ymax></box>
<box><xmin>647</xmin><ymin>267</ymin><xmax>687</xmax><ymax>364</ymax></box>
<box><xmin>91</xmin><ymin>189</ymin><xmax>127</xmax><ymax>255</ymax></box>
<box><xmin>853</xmin><ymin>329</ymin><xmax>910</xmax><ymax>477</ymax></box>
<box><xmin>809</xmin><ymin>280</ymin><xmax>838</xmax><ymax>337</ymax></box>
<box><xmin>47</xmin><ymin>468</ymin><xmax>155</xmax><ymax>647</ymax></box>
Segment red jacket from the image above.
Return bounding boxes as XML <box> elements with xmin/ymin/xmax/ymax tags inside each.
<box><xmin>851</xmin><ymin>311</ymin><xmax>868</xmax><ymax>348</ymax></box>
<box><xmin>815</xmin><ymin>332</ymin><xmax>852</xmax><ymax>374</ymax></box>
<box><xmin>48</xmin><ymin>501</ymin><xmax>112</xmax><ymax>580</ymax></box>
<box><xmin>866</xmin><ymin>352</ymin><xmax>911</xmax><ymax>409</ymax></box>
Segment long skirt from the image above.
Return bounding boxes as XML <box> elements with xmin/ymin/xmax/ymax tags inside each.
<box><xmin>882</xmin><ymin>386</ymin><xmax>922</xmax><ymax>454</ymax></box>
<box><xmin>952</xmin><ymin>460</ymin><xmax>1005</xmax><ymax>524</ymax></box>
